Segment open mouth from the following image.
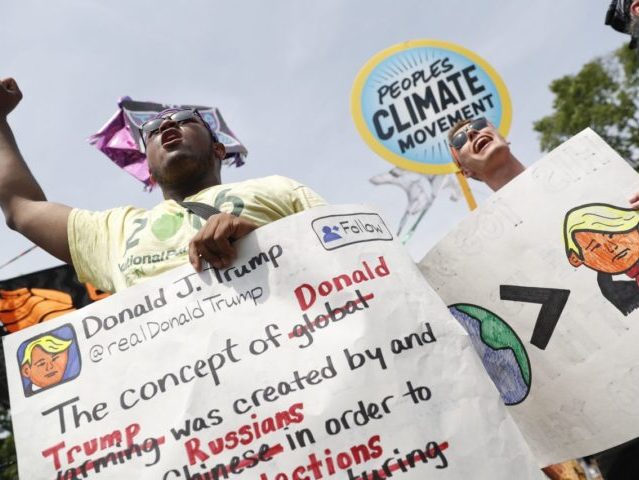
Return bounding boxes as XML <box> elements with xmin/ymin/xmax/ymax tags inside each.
<box><xmin>161</xmin><ymin>128</ymin><xmax>182</xmax><ymax>147</ymax></box>
<box><xmin>473</xmin><ymin>135</ymin><xmax>492</xmax><ymax>153</ymax></box>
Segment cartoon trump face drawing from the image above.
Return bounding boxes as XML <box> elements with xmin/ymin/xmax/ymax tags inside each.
<box><xmin>565</xmin><ymin>204</ymin><xmax>639</xmax><ymax>274</ymax></box>
<box><xmin>564</xmin><ymin>203</ymin><xmax>639</xmax><ymax>315</ymax></box>
<box><xmin>20</xmin><ymin>335</ymin><xmax>72</xmax><ymax>391</ymax></box>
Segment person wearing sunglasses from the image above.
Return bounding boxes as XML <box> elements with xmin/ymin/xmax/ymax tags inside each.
<box><xmin>448</xmin><ymin>117</ymin><xmax>525</xmax><ymax>192</ymax></box>
<box><xmin>450</xmin><ymin>118</ymin><xmax>580</xmax><ymax>480</ymax></box>
<box><xmin>450</xmin><ymin>116</ymin><xmax>639</xmax><ymax>479</ymax></box>
<box><xmin>0</xmin><ymin>78</ymin><xmax>325</xmax><ymax>293</ymax></box>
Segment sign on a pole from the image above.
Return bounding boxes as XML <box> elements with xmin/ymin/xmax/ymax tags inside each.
<box><xmin>351</xmin><ymin>39</ymin><xmax>512</xmax><ymax>175</ymax></box>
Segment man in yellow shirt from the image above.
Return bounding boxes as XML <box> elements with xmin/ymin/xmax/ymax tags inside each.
<box><xmin>0</xmin><ymin>78</ymin><xmax>325</xmax><ymax>293</ymax></box>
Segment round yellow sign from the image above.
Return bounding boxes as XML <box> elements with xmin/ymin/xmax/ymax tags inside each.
<box><xmin>351</xmin><ymin>39</ymin><xmax>512</xmax><ymax>174</ymax></box>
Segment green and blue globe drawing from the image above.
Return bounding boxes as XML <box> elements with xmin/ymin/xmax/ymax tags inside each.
<box><xmin>449</xmin><ymin>304</ymin><xmax>531</xmax><ymax>405</ymax></box>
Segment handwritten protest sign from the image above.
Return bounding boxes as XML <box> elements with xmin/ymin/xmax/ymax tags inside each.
<box><xmin>420</xmin><ymin>129</ymin><xmax>639</xmax><ymax>465</ymax></box>
<box><xmin>4</xmin><ymin>206</ymin><xmax>542</xmax><ymax>479</ymax></box>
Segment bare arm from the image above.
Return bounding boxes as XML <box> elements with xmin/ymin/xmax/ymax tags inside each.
<box><xmin>0</xmin><ymin>78</ymin><xmax>71</xmax><ymax>263</ymax></box>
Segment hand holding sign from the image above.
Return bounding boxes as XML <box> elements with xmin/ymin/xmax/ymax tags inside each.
<box><xmin>4</xmin><ymin>205</ymin><xmax>542</xmax><ymax>479</ymax></box>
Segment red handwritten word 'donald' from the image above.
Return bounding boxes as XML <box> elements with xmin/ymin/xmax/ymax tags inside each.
<box><xmin>288</xmin><ymin>290</ymin><xmax>374</xmax><ymax>346</ymax></box>
<box><xmin>293</xmin><ymin>256</ymin><xmax>390</xmax><ymax>311</ymax></box>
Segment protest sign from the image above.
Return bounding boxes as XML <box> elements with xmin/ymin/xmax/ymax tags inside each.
<box><xmin>4</xmin><ymin>205</ymin><xmax>542</xmax><ymax>479</ymax></box>
<box><xmin>350</xmin><ymin>39</ymin><xmax>511</xmax><ymax>175</ymax></box>
<box><xmin>420</xmin><ymin>129</ymin><xmax>639</xmax><ymax>465</ymax></box>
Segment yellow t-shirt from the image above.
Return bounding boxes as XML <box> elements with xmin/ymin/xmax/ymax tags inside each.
<box><xmin>68</xmin><ymin>175</ymin><xmax>325</xmax><ymax>293</ymax></box>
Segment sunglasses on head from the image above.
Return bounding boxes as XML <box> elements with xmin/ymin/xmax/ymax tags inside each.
<box><xmin>449</xmin><ymin>117</ymin><xmax>489</xmax><ymax>150</ymax></box>
<box><xmin>139</xmin><ymin>109</ymin><xmax>217</xmax><ymax>147</ymax></box>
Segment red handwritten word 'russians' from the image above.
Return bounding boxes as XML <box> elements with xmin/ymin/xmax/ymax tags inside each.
<box><xmin>182</xmin><ymin>403</ymin><xmax>305</xmax><ymax>465</ymax></box>
<box><xmin>293</xmin><ymin>256</ymin><xmax>390</xmax><ymax>311</ymax></box>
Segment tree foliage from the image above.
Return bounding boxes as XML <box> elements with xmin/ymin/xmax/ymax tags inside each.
<box><xmin>534</xmin><ymin>45</ymin><xmax>639</xmax><ymax>165</ymax></box>
<box><xmin>0</xmin><ymin>405</ymin><xmax>16</xmax><ymax>480</ymax></box>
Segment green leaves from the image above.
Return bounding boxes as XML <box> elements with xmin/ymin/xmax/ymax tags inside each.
<box><xmin>0</xmin><ymin>406</ymin><xmax>16</xmax><ymax>480</ymax></box>
<box><xmin>534</xmin><ymin>45</ymin><xmax>639</xmax><ymax>167</ymax></box>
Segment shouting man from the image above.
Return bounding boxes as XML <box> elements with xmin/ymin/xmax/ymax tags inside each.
<box><xmin>0</xmin><ymin>78</ymin><xmax>325</xmax><ymax>293</ymax></box>
<box><xmin>448</xmin><ymin>116</ymin><xmax>525</xmax><ymax>191</ymax></box>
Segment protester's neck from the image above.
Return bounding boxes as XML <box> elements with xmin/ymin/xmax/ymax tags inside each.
<box><xmin>484</xmin><ymin>155</ymin><xmax>525</xmax><ymax>192</ymax></box>
<box><xmin>161</xmin><ymin>173</ymin><xmax>222</xmax><ymax>201</ymax></box>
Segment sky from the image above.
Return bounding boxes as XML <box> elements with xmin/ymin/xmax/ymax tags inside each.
<box><xmin>0</xmin><ymin>0</ymin><xmax>627</xmax><ymax>281</ymax></box>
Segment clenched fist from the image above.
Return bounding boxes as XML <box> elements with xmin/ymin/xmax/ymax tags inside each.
<box><xmin>0</xmin><ymin>78</ymin><xmax>23</xmax><ymax>118</ymax></box>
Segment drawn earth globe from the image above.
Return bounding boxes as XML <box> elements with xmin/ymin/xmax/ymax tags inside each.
<box><xmin>448</xmin><ymin>304</ymin><xmax>531</xmax><ymax>405</ymax></box>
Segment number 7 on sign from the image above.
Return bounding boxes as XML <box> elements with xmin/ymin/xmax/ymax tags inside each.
<box><xmin>499</xmin><ymin>286</ymin><xmax>570</xmax><ymax>350</ymax></box>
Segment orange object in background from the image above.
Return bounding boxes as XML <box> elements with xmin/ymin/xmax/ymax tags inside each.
<box><xmin>542</xmin><ymin>460</ymin><xmax>595</xmax><ymax>480</ymax></box>
<box><xmin>0</xmin><ymin>264</ymin><xmax>111</xmax><ymax>404</ymax></box>
<box><xmin>0</xmin><ymin>287</ymin><xmax>76</xmax><ymax>333</ymax></box>
<box><xmin>84</xmin><ymin>283</ymin><xmax>111</xmax><ymax>302</ymax></box>
<box><xmin>0</xmin><ymin>265</ymin><xmax>110</xmax><ymax>334</ymax></box>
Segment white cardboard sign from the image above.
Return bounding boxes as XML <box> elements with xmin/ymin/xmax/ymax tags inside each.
<box><xmin>421</xmin><ymin>129</ymin><xmax>639</xmax><ymax>464</ymax></box>
<box><xmin>5</xmin><ymin>205</ymin><xmax>541</xmax><ymax>479</ymax></box>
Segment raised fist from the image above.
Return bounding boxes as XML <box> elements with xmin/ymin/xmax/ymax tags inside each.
<box><xmin>0</xmin><ymin>78</ymin><xmax>23</xmax><ymax>118</ymax></box>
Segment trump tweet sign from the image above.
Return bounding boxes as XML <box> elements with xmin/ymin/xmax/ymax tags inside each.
<box><xmin>4</xmin><ymin>206</ymin><xmax>541</xmax><ymax>479</ymax></box>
